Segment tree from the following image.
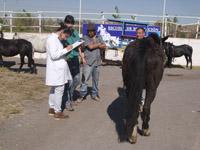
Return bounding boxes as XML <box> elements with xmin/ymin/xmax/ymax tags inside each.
<box><xmin>13</xmin><ymin>9</ymin><xmax>38</xmax><ymax>32</ymax></box>
<box><xmin>112</xmin><ymin>6</ymin><xmax>120</xmax><ymax>19</ymax></box>
<box><xmin>173</xmin><ymin>17</ymin><xmax>178</xmax><ymax>23</ymax></box>
<box><xmin>131</xmin><ymin>16</ymin><xmax>136</xmax><ymax>21</ymax></box>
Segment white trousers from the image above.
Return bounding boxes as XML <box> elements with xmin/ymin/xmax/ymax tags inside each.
<box><xmin>48</xmin><ymin>85</ymin><xmax>65</xmax><ymax>113</ymax></box>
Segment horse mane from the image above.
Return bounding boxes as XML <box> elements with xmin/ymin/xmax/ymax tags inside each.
<box><xmin>148</xmin><ymin>33</ymin><xmax>160</xmax><ymax>45</ymax></box>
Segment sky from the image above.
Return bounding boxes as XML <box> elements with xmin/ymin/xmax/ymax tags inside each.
<box><xmin>1</xmin><ymin>0</ymin><xmax>200</xmax><ymax>23</ymax></box>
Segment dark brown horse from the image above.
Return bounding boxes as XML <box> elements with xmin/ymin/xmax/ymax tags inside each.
<box><xmin>122</xmin><ymin>33</ymin><xmax>168</xmax><ymax>144</ymax></box>
<box><xmin>164</xmin><ymin>42</ymin><xmax>193</xmax><ymax>69</ymax></box>
<box><xmin>0</xmin><ymin>31</ymin><xmax>36</xmax><ymax>74</ymax></box>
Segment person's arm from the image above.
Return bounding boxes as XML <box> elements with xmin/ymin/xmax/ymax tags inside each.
<box><xmin>47</xmin><ymin>38</ymin><xmax>72</xmax><ymax>60</ymax></box>
<box><xmin>99</xmin><ymin>43</ymin><xmax>106</xmax><ymax>50</ymax></box>
<box><xmin>98</xmin><ymin>36</ymin><xmax>107</xmax><ymax>50</ymax></box>
<box><xmin>83</xmin><ymin>35</ymin><xmax>100</xmax><ymax>50</ymax></box>
<box><xmin>87</xmin><ymin>42</ymin><xmax>101</xmax><ymax>50</ymax></box>
<box><xmin>78</xmin><ymin>47</ymin><xmax>87</xmax><ymax>64</ymax></box>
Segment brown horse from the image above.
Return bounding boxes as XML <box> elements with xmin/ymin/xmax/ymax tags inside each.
<box><xmin>122</xmin><ymin>33</ymin><xmax>168</xmax><ymax>144</ymax></box>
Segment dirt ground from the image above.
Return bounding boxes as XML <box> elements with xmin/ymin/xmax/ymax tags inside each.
<box><xmin>0</xmin><ymin>57</ymin><xmax>200</xmax><ymax>150</ymax></box>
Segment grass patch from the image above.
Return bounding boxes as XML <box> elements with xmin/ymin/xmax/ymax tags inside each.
<box><xmin>192</xmin><ymin>66</ymin><xmax>200</xmax><ymax>70</ymax></box>
<box><xmin>0</xmin><ymin>67</ymin><xmax>48</xmax><ymax>119</ymax></box>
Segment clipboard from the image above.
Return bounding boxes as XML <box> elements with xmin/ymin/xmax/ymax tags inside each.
<box><xmin>69</xmin><ymin>41</ymin><xmax>84</xmax><ymax>51</ymax></box>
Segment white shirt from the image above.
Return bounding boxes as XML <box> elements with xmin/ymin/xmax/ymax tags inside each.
<box><xmin>45</xmin><ymin>33</ymin><xmax>72</xmax><ymax>86</ymax></box>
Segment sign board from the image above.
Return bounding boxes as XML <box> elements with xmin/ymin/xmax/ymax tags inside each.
<box><xmin>82</xmin><ymin>23</ymin><xmax>161</xmax><ymax>48</ymax></box>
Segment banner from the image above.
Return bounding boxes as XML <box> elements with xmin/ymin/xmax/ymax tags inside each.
<box><xmin>82</xmin><ymin>23</ymin><xmax>161</xmax><ymax>47</ymax></box>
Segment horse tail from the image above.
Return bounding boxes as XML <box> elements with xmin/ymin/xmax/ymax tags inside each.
<box><xmin>123</xmin><ymin>40</ymin><xmax>148</xmax><ymax>131</ymax></box>
<box><xmin>186</xmin><ymin>45</ymin><xmax>193</xmax><ymax>69</ymax></box>
<box><xmin>188</xmin><ymin>45</ymin><xmax>193</xmax><ymax>55</ymax></box>
<box><xmin>128</xmin><ymin>46</ymin><xmax>147</xmax><ymax>108</ymax></box>
<box><xmin>27</xmin><ymin>41</ymin><xmax>36</xmax><ymax>73</ymax></box>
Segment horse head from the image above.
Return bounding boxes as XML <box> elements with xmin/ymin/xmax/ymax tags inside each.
<box><xmin>163</xmin><ymin>42</ymin><xmax>174</xmax><ymax>56</ymax></box>
<box><xmin>147</xmin><ymin>33</ymin><xmax>164</xmax><ymax>52</ymax></box>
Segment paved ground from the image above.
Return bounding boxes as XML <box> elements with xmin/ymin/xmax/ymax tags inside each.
<box><xmin>0</xmin><ymin>58</ymin><xmax>200</xmax><ymax>150</ymax></box>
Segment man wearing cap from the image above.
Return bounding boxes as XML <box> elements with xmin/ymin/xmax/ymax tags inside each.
<box><xmin>80</xmin><ymin>23</ymin><xmax>106</xmax><ymax>101</ymax></box>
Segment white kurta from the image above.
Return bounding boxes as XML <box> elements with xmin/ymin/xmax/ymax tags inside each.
<box><xmin>45</xmin><ymin>33</ymin><xmax>72</xmax><ymax>86</ymax></box>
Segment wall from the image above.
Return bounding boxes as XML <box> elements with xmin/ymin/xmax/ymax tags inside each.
<box><xmin>166</xmin><ymin>38</ymin><xmax>200</xmax><ymax>66</ymax></box>
<box><xmin>2</xmin><ymin>33</ymin><xmax>200</xmax><ymax>66</ymax></box>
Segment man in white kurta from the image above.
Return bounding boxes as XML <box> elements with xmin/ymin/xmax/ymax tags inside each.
<box><xmin>46</xmin><ymin>32</ymin><xmax>72</xmax><ymax>114</ymax></box>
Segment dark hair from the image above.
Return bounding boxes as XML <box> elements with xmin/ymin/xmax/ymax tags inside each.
<box><xmin>87</xmin><ymin>23</ymin><xmax>96</xmax><ymax>31</ymax></box>
<box><xmin>57</xmin><ymin>22</ymin><xmax>66</xmax><ymax>31</ymax></box>
<box><xmin>136</xmin><ymin>27</ymin><xmax>145</xmax><ymax>32</ymax></box>
<box><xmin>57</xmin><ymin>22</ymin><xmax>72</xmax><ymax>35</ymax></box>
<box><xmin>64</xmin><ymin>15</ymin><xmax>75</xmax><ymax>25</ymax></box>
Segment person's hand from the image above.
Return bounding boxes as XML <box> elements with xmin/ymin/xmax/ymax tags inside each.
<box><xmin>66</xmin><ymin>45</ymin><xmax>73</xmax><ymax>51</ymax></box>
<box><xmin>98</xmin><ymin>43</ymin><xmax>106</xmax><ymax>49</ymax></box>
<box><xmin>82</xmin><ymin>58</ymin><xmax>87</xmax><ymax>65</ymax></box>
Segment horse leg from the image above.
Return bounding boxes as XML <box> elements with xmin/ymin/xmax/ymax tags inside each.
<box><xmin>184</xmin><ymin>55</ymin><xmax>189</xmax><ymax>69</ymax></box>
<box><xmin>28</xmin><ymin>55</ymin><xmax>36</xmax><ymax>74</ymax></box>
<box><xmin>167</xmin><ymin>56</ymin><xmax>172</xmax><ymax>68</ymax></box>
<box><xmin>126</xmin><ymin>116</ymin><xmax>139</xmax><ymax>144</ymax></box>
<box><xmin>27</xmin><ymin>52</ymin><xmax>37</xmax><ymax>74</ymax></box>
<box><xmin>0</xmin><ymin>55</ymin><xmax>3</xmax><ymax>66</ymax></box>
<box><xmin>125</xmin><ymin>101</ymin><xmax>140</xmax><ymax>144</ymax></box>
<box><xmin>141</xmin><ymin>88</ymin><xmax>157</xmax><ymax>136</ymax></box>
<box><xmin>189</xmin><ymin>56</ymin><xmax>192</xmax><ymax>69</ymax></box>
<box><xmin>28</xmin><ymin>57</ymin><xmax>35</xmax><ymax>74</ymax></box>
<box><xmin>19</xmin><ymin>55</ymin><xmax>25</xmax><ymax>73</ymax></box>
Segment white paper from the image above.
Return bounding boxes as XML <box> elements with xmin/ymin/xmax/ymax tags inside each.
<box><xmin>70</xmin><ymin>41</ymin><xmax>84</xmax><ymax>51</ymax></box>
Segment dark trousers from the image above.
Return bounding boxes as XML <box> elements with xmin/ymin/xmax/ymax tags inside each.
<box><xmin>61</xmin><ymin>82</ymin><xmax>70</xmax><ymax>112</ymax></box>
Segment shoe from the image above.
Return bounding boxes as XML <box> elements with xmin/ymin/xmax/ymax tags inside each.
<box><xmin>54</xmin><ymin>112</ymin><xmax>69</xmax><ymax>120</ymax></box>
<box><xmin>65</xmin><ymin>105</ymin><xmax>75</xmax><ymax>111</ymax></box>
<box><xmin>71</xmin><ymin>101</ymin><xmax>78</xmax><ymax>106</ymax></box>
<box><xmin>139</xmin><ymin>104</ymin><xmax>143</xmax><ymax>113</ymax></box>
<box><xmin>48</xmin><ymin>108</ymin><xmax>55</xmax><ymax>116</ymax></box>
<box><xmin>76</xmin><ymin>97</ymin><xmax>85</xmax><ymax>103</ymax></box>
<box><xmin>91</xmin><ymin>95</ymin><xmax>100</xmax><ymax>101</ymax></box>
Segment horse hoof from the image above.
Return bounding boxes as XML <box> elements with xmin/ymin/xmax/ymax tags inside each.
<box><xmin>128</xmin><ymin>135</ymin><xmax>137</xmax><ymax>144</ymax></box>
<box><xmin>142</xmin><ymin>129</ymin><xmax>151</xmax><ymax>136</ymax></box>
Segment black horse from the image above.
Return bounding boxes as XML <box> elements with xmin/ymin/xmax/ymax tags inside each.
<box><xmin>122</xmin><ymin>33</ymin><xmax>167</xmax><ymax>144</ymax></box>
<box><xmin>164</xmin><ymin>42</ymin><xmax>193</xmax><ymax>69</ymax></box>
<box><xmin>0</xmin><ymin>31</ymin><xmax>36</xmax><ymax>73</ymax></box>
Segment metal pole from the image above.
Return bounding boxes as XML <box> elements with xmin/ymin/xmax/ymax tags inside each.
<box><xmin>78</xmin><ymin>0</ymin><xmax>82</xmax><ymax>34</ymax></box>
<box><xmin>196</xmin><ymin>20</ymin><xmax>199</xmax><ymax>39</ymax></box>
<box><xmin>3</xmin><ymin>0</ymin><xmax>6</xmax><ymax>17</ymax></box>
<box><xmin>3</xmin><ymin>0</ymin><xmax>6</xmax><ymax>26</ymax></box>
<box><xmin>101</xmin><ymin>11</ymin><xmax>105</xmax><ymax>24</ymax></box>
<box><xmin>162</xmin><ymin>0</ymin><xmax>166</xmax><ymax>37</ymax></box>
<box><xmin>175</xmin><ymin>23</ymin><xmax>178</xmax><ymax>37</ymax></box>
<box><xmin>9</xmin><ymin>12</ymin><xmax>12</xmax><ymax>33</ymax></box>
<box><xmin>38</xmin><ymin>12</ymin><xmax>42</xmax><ymax>33</ymax></box>
<box><xmin>164</xmin><ymin>17</ymin><xmax>167</xmax><ymax>36</ymax></box>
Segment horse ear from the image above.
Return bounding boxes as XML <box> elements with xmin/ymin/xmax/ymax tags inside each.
<box><xmin>162</xmin><ymin>35</ymin><xmax>169</xmax><ymax>43</ymax></box>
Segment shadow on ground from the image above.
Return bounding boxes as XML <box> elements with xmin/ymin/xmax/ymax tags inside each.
<box><xmin>107</xmin><ymin>87</ymin><xmax>127</xmax><ymax>142</ymax></box>
<box><xmin>0</xmin><ymin>61</ymin><xmax>16</xmax><ymax>68</ymax></box>
<box><xmin>102</xmin><ymin>59</ymin><xmax>122</xmax><ymax>66</ymax></box>
<box><xmin>35</xmin><ymin>63</ymin><xmax>46</xmax><ymax>68</ymax></box>
<box><xmin>164</xmin><ymin>64</ymin><xmax>185</xmax><ymax>69</ymax></box>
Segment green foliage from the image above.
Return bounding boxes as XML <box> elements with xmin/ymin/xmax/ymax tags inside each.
<box><xmin>112</xmin><ymin>6</ymin><xmax>120</xmax><ymax>19</ymax></box>
<box><xmin>13</xmin><ymin>9</ymin><xmax>38</xmax><ymax>32</ymax></box>
<box><xmin>131</xmin><ymin>16</ymin><xmax>136</xmax><ymax>21</ymax></box>
<box><xmin>173</xmin><ymin>17</ymin><xmax>178</xmax><ymax>23</ymax></box>
<box><xmin>0</xmin><ymin>18</ymin><xmax>3</xmax><ymax>24</ymax></box>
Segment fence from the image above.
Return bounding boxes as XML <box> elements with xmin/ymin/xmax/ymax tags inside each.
<box><xmin>0</xmin><ymin>11</ymin><xmax>200</xmax><ymax>38</ymax></box>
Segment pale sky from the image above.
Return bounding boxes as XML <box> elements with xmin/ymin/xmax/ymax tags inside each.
<box><xmin>1</xmin><ymin>0</ymin><xmax>200</xmax><ymax>23</ymax></box>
